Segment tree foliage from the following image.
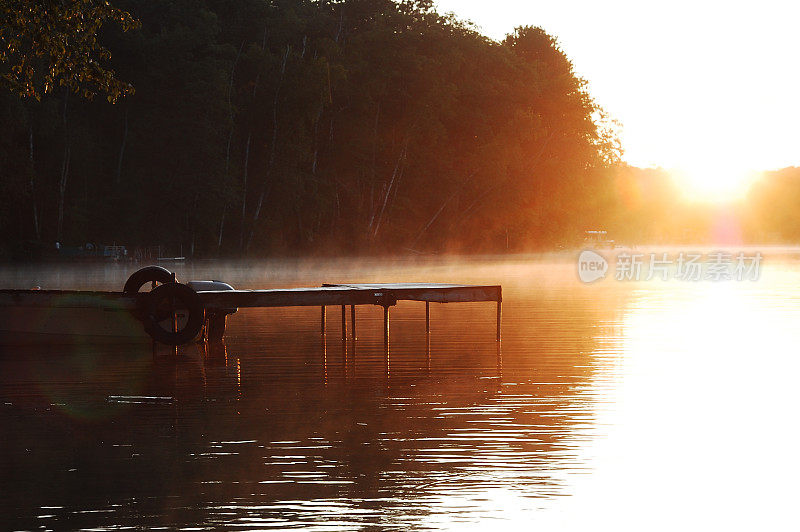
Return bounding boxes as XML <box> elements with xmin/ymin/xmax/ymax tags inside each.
<box><xmin>0</xmin><ymin>0</ymin><xmax>139</xmax><ymax>101</ymax></box>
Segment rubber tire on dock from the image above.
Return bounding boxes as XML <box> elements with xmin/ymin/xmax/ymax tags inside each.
<box><xmin>123</xmin><ymin>266</ymin><xmax>176</xmax><ymax>295</ymax></box>
<box><xmin>143</xmin><ymin>282</ymin><xmax>204</xmax><ymax>346</ymax></box>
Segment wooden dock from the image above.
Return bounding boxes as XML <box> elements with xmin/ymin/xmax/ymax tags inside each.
<box><xmin>200</xmin><ymin>282</ymin><xmax>502</xmax><ymax>350</ymax></box>
<box><xmin>0</xmin><ymin>279</ymin><xmax>502</xmax><ymax>348</ymax></box>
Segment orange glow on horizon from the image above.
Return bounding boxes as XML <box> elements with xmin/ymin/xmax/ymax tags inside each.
<box><xmin>669</xmin><ymin>165</ymin><xmax>761</xmax><ymax>204</ymax></box>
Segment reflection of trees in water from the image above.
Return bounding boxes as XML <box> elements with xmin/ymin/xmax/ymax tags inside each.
<box><xmin>0</xmin><ymin>285</ymin><xmax>623</xmax><ymax>529</ymax></box>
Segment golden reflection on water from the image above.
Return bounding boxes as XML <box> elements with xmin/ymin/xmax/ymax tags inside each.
<box><xmin>1</xmin><ymin>253</ymin><xmax>800</xmax><ymax>529</ymax></box>
<box><xmin>548</xmin><ymin>265</ymin><xmax>800</xmax><ymax>531</ymax></box>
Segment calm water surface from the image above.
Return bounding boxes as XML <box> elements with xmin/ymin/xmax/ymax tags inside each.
<box><xmin>2</xmin><ymin>253</ymin><xmax>799</xmax><ymax>530</ymax></box>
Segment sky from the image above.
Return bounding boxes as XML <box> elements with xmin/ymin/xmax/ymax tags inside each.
<box><xmin>435</xmin><ymin>0</ymin><xmax>800</xmax><ymax>177</ymax></box>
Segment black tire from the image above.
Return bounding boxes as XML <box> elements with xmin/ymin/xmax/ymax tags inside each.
<box><xmin>142</xmin><ymin>282</ymin><xmax>204</xmax><ymax>346</ymax></box>
<box><xmin>123</xmin><ymin>266</ymin><xmax>176</xmax><ymax>295</ymax></box>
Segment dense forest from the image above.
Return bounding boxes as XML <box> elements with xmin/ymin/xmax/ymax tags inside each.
<box><xmin>0</xmin><ymin>0</ymin><xmax>797</xmax><ymax>260</ymax></box>
<box><xmin>0</xmin><ymin>0</ymin><xmax>621</xmax><ymax>258</ymax></box>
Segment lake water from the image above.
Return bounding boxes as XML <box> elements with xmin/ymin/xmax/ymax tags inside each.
<box><xmin>2</xmin><ymin>251</ymin><xmax>799</xmax><ymax>530</ymax></box>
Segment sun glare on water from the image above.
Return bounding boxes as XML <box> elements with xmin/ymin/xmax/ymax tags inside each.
<box><xmin>671</xmin><ymin>162</ymin><xmax>760</xmax><ymax>203</ymax></box>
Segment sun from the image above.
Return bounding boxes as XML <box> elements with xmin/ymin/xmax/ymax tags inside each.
<box><xmin>670</xmin><ymin>163</ymin><xmax>760</xmax><ymax>203</ymax></box>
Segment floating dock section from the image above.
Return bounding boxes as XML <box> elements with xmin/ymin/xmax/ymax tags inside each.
<box><xmin>0</xmin><ymin>274</ymin><xmax>502</xmax><ymax>349</ymax></box>
<box><xmin>199</xmin><ymin>282</ymin><xmax>502</xmax><ymax>349</ymax></box>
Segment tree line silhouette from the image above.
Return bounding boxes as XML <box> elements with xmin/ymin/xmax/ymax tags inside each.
<box><xmin>0</xmin><ymin>1</ymin><xmax>793</xmax><ymax>259</ymax></box>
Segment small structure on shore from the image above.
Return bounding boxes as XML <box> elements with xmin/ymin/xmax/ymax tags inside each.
<box><xmin>583</xmin><ymin>230</ymin><xmax>615</xmax><ymax>249</ymax></box>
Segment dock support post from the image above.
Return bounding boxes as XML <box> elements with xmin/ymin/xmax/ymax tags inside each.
<box><xmin>496</xmin><ymin>300</ymin><xmax>502</xmax><ymax>341</ymax></box>
<box><xmin>341</xmin><ymin>305</ymin><xmax>347</xmax><ymax>363</ymax></box>
<box><xmin>425</xmin><ymin>301</ymin><xmax>431</xmax><ymax>371</ymax></box>
<box><xmin>350</xmin><ymin>305</ymin><xmax>357</xmax><ymax>341</ymax></box>
<box><xmin>425</xmin><ymin>301</ymin><xmax>430</xmax><ymax>333</ymax></box>
<box><xmin>350</xmin><ymin>305</ymin><xmax>357</xmax><ymax>357</ymax></box>
<box><xmin>496</xmin><ymin>300</ymin><xmax>502</xmax><ymax>377</ymax></box>
<box><xmin>496</xmin><ymin>338</ymin><xmax>502</xmax><ymax>377</ymax></box>
<box><xmin>321</xmin><ymin>306</ymin><xmax>327</xmax><ymax>383</ymax></box>
<box><xmin>383</xmin><ymin>305</ymin><xmax>390</xmax><ymax>374</ymax></box>
<box><xmin>205</xmin><ymin>312</ymin><xmax>227</xmax><ymax>343</ymax></box>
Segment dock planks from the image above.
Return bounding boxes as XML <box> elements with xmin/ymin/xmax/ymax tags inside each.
<box><xmin>198</xmin><ymin>283</ymin><xmax>501</xmax><ymax>310</ymax></box>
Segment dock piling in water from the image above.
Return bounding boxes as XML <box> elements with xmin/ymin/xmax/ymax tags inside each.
<box><xmin>496</xmin><ymin>300</ymin><xmax>502</xmax><ymax>342</ymax></box>
<box><xmin>340</xmin><ymin>305</ymin><xmax>347</xmax><ymax>363</ymax></box>
<box><xmin>425</xmin><ymin>301</ymin><xmax>430</xmax><ymax>334</ymax></box>
<box><xmin>383</xmin><ymin>305</ymin><xmax>390</xmax><ymax>373</ymax></box>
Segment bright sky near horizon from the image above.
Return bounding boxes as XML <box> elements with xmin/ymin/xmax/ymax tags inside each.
<box><xmin>435</xmin><ymin>0</ymin><xmax>800</xmax><ymax>182</ymax></box>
